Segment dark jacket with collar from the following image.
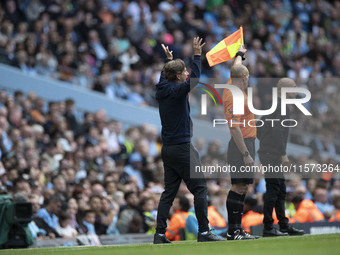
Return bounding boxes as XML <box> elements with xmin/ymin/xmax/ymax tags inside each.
<box><xmin>155</xmin><ymin>56</ymin><xmax>201</xmax><ymax>145</ymax></box>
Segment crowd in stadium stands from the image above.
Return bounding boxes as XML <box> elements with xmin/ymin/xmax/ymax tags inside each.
<box><xmin>0</xmin><ymin>0</ymin><xmax>339</xmax><ymax>241</ymax></box>
<box><xmin>0</xmin><ymin>90</ymin><xmax>339</xmax><ymax>241</ymax></box>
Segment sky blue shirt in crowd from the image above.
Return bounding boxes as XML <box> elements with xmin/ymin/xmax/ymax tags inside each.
<box><xmin>315</xmin><ymin>202</ymin><xmax>334</xmax><ymax>214</ymax></box>
<box><xmin>28</xmin><ymin>221</ymin><xmax>46</xmax><ymax>239</ymax></box>
<box><xmin>83</xmin><ymin>221</ymin><xmax>96</xmax><ymax>235</ymax></box>
<box><xmin>124</xmin><ymin>165</ymin><xmax>144</xmax><ymax>190</ymax></box>
<box><xmin>36</xmin><ymin>208</ymin><xmax>59</xmax><ymax>230</ymax></box>
<box><xmin>0</xmin><ymin>131</ymin><xmax>12</xmax><ymax>158</ymax></box>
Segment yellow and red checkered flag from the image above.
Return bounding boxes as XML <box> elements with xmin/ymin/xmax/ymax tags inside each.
<box><xmin>206</xmin><ymin>27</ymin><xmax>244</xmax><ymax>67</ymax></box>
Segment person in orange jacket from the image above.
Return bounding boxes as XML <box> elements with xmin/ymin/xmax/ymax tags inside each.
<box><xmin>185</xmin><ymin>203</ymin><xmax>228</xmax><ymax>239</ymax></box>
<box><xmin>292</xmin><ymin>196</ymin><xmax>325</xmax><ymax>223</ymax></box>
<box><xmin>165</xmin><ymin>196</ymin><xmax>190</xmax><ymax>241</ymax></box>
<box><xmin>207</xmin><ymin>205</ymin><xmax>227</xmax><ymax>229</ymax></box>
<box><xmin>272</xmin><ymin>210</ymin><xmax>295</xmax><ymax>225</ymax></box>
<box><xmin>242</xmin><ymin>197</ymin><xmax>263</xmax><ymax>234</ymax></box>
<box><xmin>241</xmin><ymin>197</ymin><xmax>295</xmax><ymax>234</ymax></box>
<box><xmin>329</xmin><ymin>195</ymin><xmax>340</xmax><ymax>222</ymax></box>
<box><xmin>329</xmin><ymin>210</ymin><xmax>340</xmax><ymax>222</ymax></box>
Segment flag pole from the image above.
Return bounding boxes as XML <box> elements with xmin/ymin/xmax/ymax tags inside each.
<box><xmin>240</xmin><ymin>26</ymin><xmax>244</xmax><ymax>45</ymax></box>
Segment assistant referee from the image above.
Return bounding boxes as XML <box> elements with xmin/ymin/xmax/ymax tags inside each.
<box><xmin>153</xmin><ymin>38</ymin><xmax>224</xmax><ymax>244</ymax></box>
<box><xmin>223</xmin><ymin>45</ymin><xmax>259</xmax><ymax>240</ymax></box>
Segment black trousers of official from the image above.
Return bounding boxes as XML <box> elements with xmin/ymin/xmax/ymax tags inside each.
<box><xmin>156</xmin><ymin>143</ymin><xmax>209</xmax><ymax>234</ymax></box>
<box><xmin>259</xmin><ymin>153</ymin><xmax>289</xmax><ymax>229</ymax></box>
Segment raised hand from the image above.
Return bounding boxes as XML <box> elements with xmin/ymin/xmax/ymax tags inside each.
<box><xmin>238</xmin><ymin>44</ymin><xmax>247</xmax><ymax>54</ymax></box>
<box><xmin>161</xmin><ymin>44</ymin><xmax>173</xmax><ymax>60</ymax></box>
<box><xmin>193</xmin><ymin>37</ymin><xmax>206</xmax><ymax>56</ymax></box>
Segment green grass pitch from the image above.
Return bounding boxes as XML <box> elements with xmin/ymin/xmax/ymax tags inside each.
<box><xmin>1</xmin><ymin>234</ymin><xmax>339</xmax><ymax>255</ymax></box>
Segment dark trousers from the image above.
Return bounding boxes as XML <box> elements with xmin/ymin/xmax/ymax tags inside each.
<box><xmin>156</xmin><ymin>143</ymin><xmax>209</xmax><ymax>234</ymax></box>
<box><xmin>259</xmin><ymin>153</ymin><xmax>288</xmax><ymax>229</ymax></box>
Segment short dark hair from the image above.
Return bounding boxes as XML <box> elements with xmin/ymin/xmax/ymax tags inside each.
<box><xmin>13</xmin><ymin>177</ymin><xmax>28</xmax><ymax>189</ymax></box>
<box><xmin>292</xmin><ymin>195</ymin><xmax>304</xmax><ymax>204</ymax></box>
<box><xmin>52</xmin><ymin>175</ymin><xmax>65</xmax><ymax>184</ymax></box>
<box><xmin>124</xmin><ymin>191</ymin><xmax>135</xmax><ymax>201</ymax></box>
<box><xmin>179</xmin><ymin>196</ymin><xmax>190</xmax><ymax>212</ymax></box>
<box><xmin>163</xmin><ymin>59</ymin><xmax>185</xmax><ymax>81</ymax></box>
<box><xmin>59</xmin><ymin>211</ymin><xmax>71</xmax><ymax>221</ymax></box>
<box><xmin>65</xmin><ymin>98</ymin><xmax>74</xmax><ymax>106</ymax></box>
<box><xmin>84</xmin><ymin>210</ymin><xmax>95</xmax><ymax>217</ymax></box>
<box><xmin>245</xmin><ymin>196</ymin><xmax>257</xmax><ymax>207</ymax></box>
<box><xmin>89</xmin><ymin>195</ymin><xmax>102</xmax><ymax>202</ymax></box>
<box><xmin>14</xmin><ymin>91</ymin><xmax>23</xmax><ymax>97</ymax></box>
<box><xmin>140</xmin><ymin>197</ymin><xmax>153</xmax><ymax>207</ymax></box>
<box><xmin>46</xmin><ymin>194</ymin><xmax>63</xmax><ymax>205</ymax></box>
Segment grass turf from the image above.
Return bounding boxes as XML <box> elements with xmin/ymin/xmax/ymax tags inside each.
<box><xmin>1</xmin><ymin>234</ymin><xmax>339</xmax><ymax>255</ymax></box>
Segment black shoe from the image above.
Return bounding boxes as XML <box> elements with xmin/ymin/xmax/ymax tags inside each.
<box><xmin>153</xmin><ymin>233</ymin><xmax>172</xmax><ymax>244</ymax></box>
<box><xmin>280</xmin><ymin>226</ymin><xmax>305</xmax><ymax>236</ymax></box>
<box><xmin>197</xmin><ymin>231</ymin><xmax>225</xmax><ymax>242</ymax></box>
<box><xmin>227</xmin><ymin>229</ymin><xmax>258</xmax><ymax>240</ymax></box>
<box><xmin>263</xmin><ymin>228</ymin><xmax>288</xmax><ymax>237</ymax></box>
<box><xmin>240</xmin><ymin>229</ymin><xmax>260</xmax><ymax>239</ymax></box>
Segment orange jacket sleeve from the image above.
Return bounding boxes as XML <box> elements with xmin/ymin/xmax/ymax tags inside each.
<box><xmin>165</xmin><ymin>214</ymin><xmax>182</xmax><ymax>241</ymax></box>
<box><xmin>293</xmin><ymin>209</ymin><xmax>310</xmax><ymax>223</ymax></box>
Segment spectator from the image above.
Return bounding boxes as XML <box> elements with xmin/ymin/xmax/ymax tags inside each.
<box><xmin>88</xmin><ymin>30</ymin><xmax>107</xmax><ymax>62</ymax></box>
<box><xmin>128</xmin><ymin>213</ymin><xmax>144</xmax><ymax>233</ymax></box>
<box><xmin>313</xmin><ymin>186</ymin><xmax>334</xmax><ymax>219</ymax></box>
<box><xmin>185</xmin><ymin>198</ymin><xmax>227</xmax><ymax>238</ymax></box>
<box><xmin>140</xmin><ymin>197</ymin><xmax>157</xmax><ymax>234</ymax></box>
<box><xmin>106</xmin><ymin>208</ymin><xmax>120</xmax><ymax>236</ymax></box>
<box><xmin>116</xmin><ymin>191</ymin><xmax>140</xmax><ymax>234</ymax></box>
<box><xmin>52</xmin><ymin>175</ymin><xmax>67</xmax><ymax>199</ymax></box>
<box><xmin>66</xmin><ymin>197</ymin><xmax>78</xmax><ymax>229</ymax></box>
<box><xmin>79</xmin><ymin>210</ymin><xmax>97</xmax><ymax>235</ymax></box>
<box><xmin>41</xmin><ymin>141</ymin><xmax>59</xmax><ymax>171</ymax></box>
<box><xmin>329</xmin><ymin>195</ymin><xmax>340</xmax><ymax>222</ymax></box>
<box><xmin>112</xmin><ymin>73</ymin><xmax>130</xmax><ymax>100</ymax></box>
<box><xmin>89</xmin><ymin>195</ymin><xmax>107</xmax><ymax>235</ymax></box>
<box><xmin>124</xmin><ymin>152</ymin><xmax>145</xmax><ymax>190</ymax></box>
<box><xmin>34</xmin><ymin>195</ymin><xmax>63</xmax><ymax>238</ymax></box>
<box><xmin>292</xmin><ymin>196</ymin><xmax>325</xmax><ymax>223</ymax></box>
<box><xmin>165</xmin><ymin>196</ymin><xmax>190</xmax><ymax>241</ymax></box>
<box><xmin>0</xmin><ymin>116</ymin><xmax>12</xmax><ymax>158</ymax></box>
<box><xmin>64</xmin><ymin>99</ymin><xmax>78</xmax><ymax>134</ymax></box>
<box><xmin>28</xmin><ymin>194</ymin><xmax>46</xmax><ymax>239</ymax></box>
<box><xmin>104</xmin><ymin>181</ymin><xmax>117</xmax><ymax>197</ymax></box>
<box><xmin>56</xmin><ymin>212</ymin><xmax>78</xmax><ymax>238</ymax></box>
<box><xmin>12</xmin><ymin>177</ymin><xmax>31</xmax><ymax>196</ymax></box>
<box><xmin>241</xmin><ymin>197</ymin><xmax>264</xmax><ymax>234</ymax></box>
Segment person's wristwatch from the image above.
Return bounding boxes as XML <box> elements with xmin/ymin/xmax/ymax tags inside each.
<box><xmin>242</xmin><ymin>151</ymin><xmax>249</xmax><ymax>157</ymax></box>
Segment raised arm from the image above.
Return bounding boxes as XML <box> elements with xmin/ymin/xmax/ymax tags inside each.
<box><xmin>172</xmin><ymin>37</ymin><xmax>206</xmax><ymax>96</ymax></box>
<box><xmin>159</xmin><ymin>44</ymin><xmax>174</xmax><ymax>82</ymax></box>
<box><xmin>233</xmin><ymin>44</ymin><xmax>247</xmax><ymax>67</ymax></box>
<box><xmin>227</xmin><ymin>45</ymin><xmax>247</xmax><ymax>84</ymax></box>
<box><xmin>187</xmin><ymin>37</ymin><xmax>205</xmax><ymax>91</ymax></box>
